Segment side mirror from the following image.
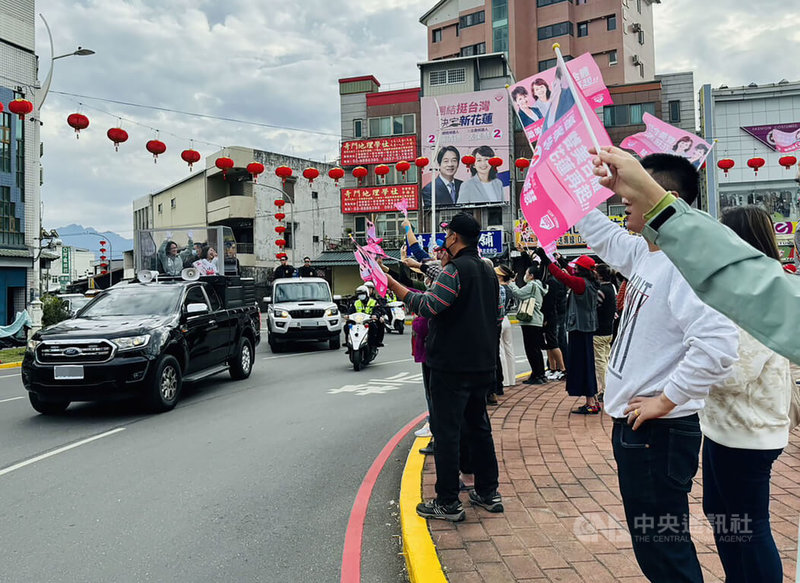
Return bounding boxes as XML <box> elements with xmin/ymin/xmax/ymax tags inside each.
<box><xmin>333</xmin><ymin>295</ymin><xmax>342</xmax><ymax>301</ymax></box>
<box><xmin>186</xmin><ymin>303</ymin><xmax>209</xmax><ymax>315</ymax></box>
<box><xmin>263</xmin><ymin>296</ymin><xmax>272</xmax><ymax>304</ymax></box>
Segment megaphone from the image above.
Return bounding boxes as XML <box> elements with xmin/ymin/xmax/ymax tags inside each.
<box><xmin>181</xmin><ymin>267</ymin><xmax>200</xmax><ymax>281</ymax></box>
<box><xmin>137</xmin><ymin>270</ymin><xmax>159</xmax><ymax>283</ymax></box>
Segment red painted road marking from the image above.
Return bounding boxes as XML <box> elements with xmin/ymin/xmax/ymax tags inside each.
<box><xmin>340</xmin><ymin>411</ymin><xmax>428</xmax><ymax>583</ymax></box>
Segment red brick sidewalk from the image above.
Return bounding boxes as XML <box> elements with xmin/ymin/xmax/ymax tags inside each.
<box><xmin>422</xmin><ymin>380</ymin><xmax>800</xmax><ymax>582</ymax></box>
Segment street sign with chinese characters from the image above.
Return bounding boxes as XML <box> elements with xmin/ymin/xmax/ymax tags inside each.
<box><xmin>340</xmin><ymin>136</ymin><xmax>417</xmax><ymax>166</ymax></box>
<box><xmin>341</xmin><ymin>185</ymin><xmax>419</xmax><ymax>214</ymax></box>
<box><xmin>418</xmin><ymin>230</ymin><xmax>504</xmax><ymax>256</ymax></box>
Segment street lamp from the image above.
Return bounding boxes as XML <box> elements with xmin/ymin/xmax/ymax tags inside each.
<box><xmin>37</xmin><ymin>14</ymin><xmax>95</xmax><ymax>110</ymax></box>
<box><xmin>34</xmin><ymin>228</ymin><xmax>62</xmax><ymax>298</ymax></box>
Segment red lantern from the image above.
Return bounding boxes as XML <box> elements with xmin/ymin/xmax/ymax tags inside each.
<box><xmin>328</xmin><ymin>167</ymin><xmax>345</xmax><ymax>186</ymax></box>
<box><xmin>100</xmin><ymin>262</ymin><xmax>108</xmax><ymax>268</ymax></box>
<box><xmin>274</xmin><ymin>212</ymin><xmax>286</xmax><ymax>221</ymax></box>
<box><xmin>0</xmin><ymin>102</ymin><xmax>3</xmax><ymax>113</ymax></box>
<box><xmin>747</xmin><ymin>157</ymin><xmax>765</xmax><ymax>175</ymax></box>
<box><xmin>275</xmin><ymin>239</ymin><xmax>287</xmax><ymax>247</ymax></box>
<box><xmin>302</xmin><ymin>167</ymin><xmax>320</xmax><ymax>186</ymax></box>
<box><xmin>395</xmin><ymin>160</ymin><xmax>411</xmax><ymax>179</ymax></box>
<box><xmin>352</xmin><ymin>166</ymin><xmax>368</xmax><ymax>186</ymax></box>
<box><xmin>100</xmin><ymin>240</ymin><xmax>106</xmax><ymax>246</ymax></box>
<box><xmin>276</xmin><ymin>252</ymin><xmax>288</xmax><ymax>260</ymax></box>
<box><xmin>514</xmin><ymin>158</ymin><xmax>530</xmax><ymax>170</ymax></box>
<box><xmin>101</xmin><ymin>270</ymin><xmax>108</xmax><ymax>275</ymax></box>
<box><xmin>717</xmin><ymin>158</ymin><xmax>735</xmax><ymax>176</ymax></box>
<box><xmin>107</xmin><ymin>128</ymin><xmax>128</xmax><ymax>152</ymax></box>
<box><xmin>247</xmin><ymin>162</ymin><xmax>265</xmax><ymax>182</ymax></box>
<box><xmin>100</xmin><ymin>255</ymin><xmax>107</xmax><ymax>261</ymax></box>
<box><xmin>374</xmin><ymin>164</ymin><xmax>390</xmax><ymax>183</ymax></box>
<box><xmin>67</xmin><ymin>113</ymin><xmax>89</xmax><ymax>138</ymax></box>
<box><xmin>146</xmin><ymin>140</ymin><xmax>167</xmax><ymax>163</ymax></box>
<box><xmin>415</xmin><ymin>156</ymin><xmax>429</xmax><ymax>169</ymax></box>
<box><xmin>181</xmin><ymin>149</ymin><xmax>201</xmax><ymax>171</ymax></box>
<box><xmin>488</xmin><ymin>156</ymin><xmax>503</xmax><ymax>168</ymax></box>
<box><xmin>274</xmin><ymin>199</ymin><xmax>286</xmax><ymax>208</ymax></box>
<box><xmin>275</xmin><ymin>225</ymin><xmax>286</xmax><ymax>234</ymax></box>
<box><xmin>461</xmin><ymin>155</ymin><xmax>476</xmax><ymax>170</ymax></box>
<box><xmin>779</xmin><ymin>155</ymin><xmax>797</xmax><ymax>170</ymax></box>
<box><xmin>275</xmin><ymin>165</ymin><xmax>293</xmax><ymax>185</ymax></box>
<box><xmin>215</xmin><ymin>156</ymin><xmax>234</xmax><ymax>179</ymax></box>
<box><xmin>8</xmin><ymin>98</ymin><xmax>33</xmax><ymax>121</ymax></box>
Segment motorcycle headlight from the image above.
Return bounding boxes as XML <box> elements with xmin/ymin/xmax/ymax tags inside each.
<box><xmin>324</xmin><ymin>307</ymin><xmax>339</xmax><ymax>317</ymax></box>
<box><xmin>27</xmin><ymin>339</ymin><xmax>41</xmax><ymax>352</ymax></box>
<box><xmin>114</xmin><ymin>335</ymin><xmax>151</xmax><ymax>351</ymax></box>
<box><xmin>273</xmin><ymin>309</ymin><xmax>290</xmax><ymax>319</ymax></box>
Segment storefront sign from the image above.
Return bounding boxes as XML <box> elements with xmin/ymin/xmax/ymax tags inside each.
<box><xmin>741</xmin><ymin>123</ymin><xmax>800</xmax><ymax>153</ymax></box>
<box><xmin>340</xmin><ymin>136</ymin><xmax>417</xmax><ymax>166</ymax></box>
<box><xmin>341</xmin><ymin>185</ymin><xmax>419</xmax><ymax>214</ymax></box>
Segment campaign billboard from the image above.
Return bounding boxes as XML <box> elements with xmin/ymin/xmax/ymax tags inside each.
<box><xmin>741</xmin><ymin>122</ymin><xmax>800</xmax><ymax>153</ymax></box>
<box><xmin>419</xmin><ymin>88</ymin><xmax>511</xmax><ymax>208</ymax></box>
<box><xmin>340</xmin><ymin>136</ymin><xmax>417</xmax><ymax>166</ymax></box>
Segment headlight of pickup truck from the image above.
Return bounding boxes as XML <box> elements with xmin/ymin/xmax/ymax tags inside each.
<box><xmin>273</xmin><ymin>309</ymin><xmax>290</xmax><ymax>319</ymax></box>
<box><xmin>114</xmin><ymin>335</ymin><xmax>151</xmax><ymax>351</ymax></box>
<box><xmin>27</xmin><ymin>339</ymin><xmax>40</xmax><ymax>352</ymax></box>
<box><xmin>324</xmin><ymin>307</ymin><xmax>339</xmax><ymax>317</ymax></box>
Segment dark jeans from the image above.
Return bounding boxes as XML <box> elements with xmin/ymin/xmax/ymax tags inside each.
<box><xmin>429</xmin><ymin>368</ymin><xmax>499</xmax><ymax>504</ymax></box>
<box><xmin>520</xmin><ymin>325</ymin><xmax>545</xmax><ymax>379</ymax></box>
<box><xmin>702</xmin><ymin>438</ymin><xmax>783</xmax><ymax>583</ymax></box>
<box><xmin>612</xmin><ymin>414</ymin><xmax>703</xmax><ymax>583</ymax></box>
<box><xmin>494</xmin><ymin>322</ymin><xmax>504</xmax><ymax>395</ymax></box>
<box><xmin>422</xmin><ymin>362</ymin><xmax>474</xmax><ymax>475</ymax></box>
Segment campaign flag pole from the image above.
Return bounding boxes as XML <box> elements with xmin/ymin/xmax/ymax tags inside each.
<box><xmin>552</xmin><ymin>43</ymin><xmax>611</xmax><ymax>178</ymax></box>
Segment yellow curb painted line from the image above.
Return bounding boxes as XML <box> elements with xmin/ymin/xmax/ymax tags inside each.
<box><xmin>0</xmin><ymin>362</ymin><xmax>21</xmax><ymax>369</ymax></box>
<box><xmin>400</xmin><ymin>436</ymin><xmax>448</xmax><ymax>583</ymax></box>
<box><xmin>401</xmin><ymin>372</ymin><xmax>531</xmax><ymax>582</ymax></box>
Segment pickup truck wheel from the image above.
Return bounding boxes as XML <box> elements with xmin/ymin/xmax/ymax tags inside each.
<box><xmin>29</xmin><ymin>393</ymin><xmax>69</xmax><ymax>415</ymax></box>
<box><xmin>147</xmin><ymin>355</ymin><xmax>182</xmax><ymax>412</ymax></box>
<box><xmin>329</xmin><ymin>335</ymin><xmax>341</xmax><ymax>350</ymax></box>
<box><xmin>230</xmin><ymin>336</ymin><xmax>253</xmax><ymax>380</ymax></box>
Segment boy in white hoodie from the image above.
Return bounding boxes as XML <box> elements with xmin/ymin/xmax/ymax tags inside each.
<box><xmin>575</xmin><ymin>154</ymin><xmax>739</xmax><ymax>582</ymax></box>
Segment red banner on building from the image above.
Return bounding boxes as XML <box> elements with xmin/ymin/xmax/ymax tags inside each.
<box><xmin>340</xmin><ymin>136</ymin><xmax>417</xmax><ymax>166</ymax></box>
<box><xmin>341</xmin><ymin>185</ymin><xmax>419</xmax><ymax>214</ymax></box>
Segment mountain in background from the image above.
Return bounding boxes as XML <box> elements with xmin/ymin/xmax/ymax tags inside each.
<box><xmin>53</xmin><ymin>224</ymin><xmax>133</xmax><ymax>260</ymax></box>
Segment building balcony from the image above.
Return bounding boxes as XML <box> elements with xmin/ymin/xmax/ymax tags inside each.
<box><xmin>207</xmin><ymin>195</ymin><xmax>255</xmax><ymax>223</ymax></box>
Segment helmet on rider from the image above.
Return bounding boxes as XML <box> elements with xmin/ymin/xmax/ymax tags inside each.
<box><xmin>356</xmin><ymin>285</ymin><xmax>369</xmax><ymax>302</ymax></box>
<box><xmin>364</xmin><ymin>281</ymin><xmax>375</xmax><ymax>294</ymax></box>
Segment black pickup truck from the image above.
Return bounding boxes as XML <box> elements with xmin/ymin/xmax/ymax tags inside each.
<box><xmin>21</xmin><ymin>276</ymin><xmax>260</xmax><ymax>414</ymax></box>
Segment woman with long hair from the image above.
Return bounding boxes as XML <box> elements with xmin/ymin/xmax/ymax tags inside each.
<box><xmin>531</xmin><ymin>78</ymin><xmax>551</xmax><ymax>119</ymax></box>
<box><xmin>672</xmin><ymin>135</ymin><xmax>693</xmax><ymax>155</ymax></box>
<box><xmin>700</xmin><ymin>205</ymin><xmax>792</xmax><ymax>583</ymax></box>
<box><xmin>457</xmin><ymin>145</ymin><xmax>504</xmax><ymax>204</ymax></box>
<box><xmin>511</xmin><ymin>86</ymin><xmax>541</xmax><ymax>128</ymax></box>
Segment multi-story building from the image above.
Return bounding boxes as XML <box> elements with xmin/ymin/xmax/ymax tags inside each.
<box><xmin>0</xmin><ymin>0</ymin><xmax>40</xmax><ymax>324</ymax></box>
<box><xmin>699</xmin><ymin>80</ymin><xmax>800</xmax><ymax>260</ymax></box>
<box><xmin>420</xmin><ymin>0</ymin><xmax>658</xmax><ymax>85</ymax></box>
<box><xmin>133</xmin><ymin>146</ymin><xmax>342</xmax><ymax>296</ymax></box>
<box><xmin>43</xmin><ymin>245</ymin><xmax>95</xmax><ymax>293</ymax></box>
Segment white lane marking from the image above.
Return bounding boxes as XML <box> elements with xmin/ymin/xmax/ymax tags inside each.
<box><xmin>370</xmin><ymin>358</ymin><xmax>413</xmax><ymax>367</ymax></box>
<box><xmin>0</xmin><ymin>396</ymin><xmax>24</xmax><ymax>404</ymax></box>
<box><xmin>261</xmin><ymin>352</ymin><xmax>321</xmax><ymax>361</ymax></box>
<box><xmin>0</xmin><ymin>373</ymin><xmax>20</xmax><ymax>378</ymax></box>
<box><xmin>328</xmin><ymin>371</ymin><xmax>423</xmax><ymax>396</ymax></box>
<box><xmin>0</xmin><ymin>428</ymin><xmax>126</xmax><ymax>479</ymax></box>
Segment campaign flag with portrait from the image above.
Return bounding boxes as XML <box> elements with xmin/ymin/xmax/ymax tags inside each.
<box><xmin>620</xmin><ymin>112</ymin><xmax>713</xmax><ymax>168</ymax></box>
<box><xmin>508</xmin><ymin>53</ymin><xmax>613</xmax><ymax>145</ymax></box>
<box><xmin>519</xmin><ymin>56</ymin><xmax>615</xmax><ymax>247</ymax></box>
<box><xmin>419</xmin><ymin>88</ymin><xmax>511</xmax><ymax>208</ymax></box>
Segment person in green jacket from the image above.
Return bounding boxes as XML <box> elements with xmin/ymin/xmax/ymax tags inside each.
<box><xmin>508</xmin><ymin>265</ymin><xmax>549</xmax><ymax>384</ymax></box>
<box><xmin>589</xmin><ymin>146</ymin><xmax>800</xmax><ymax>364</ymax></box>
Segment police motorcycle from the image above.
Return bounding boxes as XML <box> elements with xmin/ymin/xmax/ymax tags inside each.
<box><xmin>383</xmin><ymin>296</ymin><xmax>406</xmax><ymax>335</ymax></box>
<box><xmin>345</xmin><ymin>285</ymin><xmax>381</xmax><ymax>371</ymax></box>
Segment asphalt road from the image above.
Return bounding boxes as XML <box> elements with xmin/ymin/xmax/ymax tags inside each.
<box><xmin>0</xmin><ymin>324</ymin><xmax>526</xmax><ymax>582</ymax></box>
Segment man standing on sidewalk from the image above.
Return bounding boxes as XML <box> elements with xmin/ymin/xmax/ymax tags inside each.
<box><xmin>574</xmin><ymin>154</ymin><xmax>739</xmax><ymax>582</ymax></box>
<box><xmin>387</xmin><ymin>212</ymin><xmax>503</xmax><ymax>522</ymax></box>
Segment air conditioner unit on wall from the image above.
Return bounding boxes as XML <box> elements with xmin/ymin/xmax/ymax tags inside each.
<box><xmin>632</xmin><ymin>54</ymin><xmax>641</xmax><ymax>65</ymax></box>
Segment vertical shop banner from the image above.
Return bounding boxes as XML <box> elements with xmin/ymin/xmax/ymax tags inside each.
<box><xmin>519</xmin><ymin>61</ymin><xmax>615</xmax><ymax>247</ymax></box>
<box><xmin>508</xmin><ymin>53</ymin><xmax>613</xmax><ymax>145</ymax></box>
<box><xmin>621</xmin><ymin>113</ymin><xmax>713</xmax><ymax>168</ymax></box>
<box><xmin>419</xmin><ymin>89</ymin><xmax>511</xmax><ymax>208</ymax></box>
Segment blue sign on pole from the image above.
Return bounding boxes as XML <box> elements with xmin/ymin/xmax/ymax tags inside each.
<box><xmin>418</xmin><ymin>230</ymin><xmax>504</xmax><ymax>255</ymax></box>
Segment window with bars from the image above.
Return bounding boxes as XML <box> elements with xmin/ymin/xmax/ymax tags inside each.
<box><xmin>429</xmin><ymin>68</ymin><xmax>466</xmax><ymax>86</ymax></box>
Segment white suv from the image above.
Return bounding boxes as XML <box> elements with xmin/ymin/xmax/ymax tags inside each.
<box><xmin>265</xmin><ymin>277</ymin><xmax>343</xmax><ymax>352</ymax></box>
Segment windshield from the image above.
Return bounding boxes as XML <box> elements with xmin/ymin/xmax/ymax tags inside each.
<box><xmin>274</xmin><ymin>282</ymin><xmax>331</xmax><ymax>303</ymax></box>
<box><xmin>80</xmin><ymin>285</ymin><xmax>183</xmax><ymax>317</ymax></box>
<box><xmin>69</xmin><ymin>296</ymin><xmax>92</xmax><ymax>314</ymax></box>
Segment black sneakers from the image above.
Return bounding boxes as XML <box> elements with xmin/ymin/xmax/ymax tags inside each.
<box><xmin>416</xmin><ymin>499</ymin><xmax>466</xmax><ymax>522</ymax></box>
<box><xmin>468</xmin><ymin>490</ymin><xmax>504</xmax><ymax>513</ymax></box>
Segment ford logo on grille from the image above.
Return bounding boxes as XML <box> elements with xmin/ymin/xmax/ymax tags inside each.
<box><xmin>63</xmin><ymin>347</ymin><xmax>82</xmax><ymax>357</ymax></box>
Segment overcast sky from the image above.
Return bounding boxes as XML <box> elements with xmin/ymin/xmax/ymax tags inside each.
<box><xmin>31</xmin><ymin>0</ymin><xmax>799</xmax><ymax>236</ymax></box>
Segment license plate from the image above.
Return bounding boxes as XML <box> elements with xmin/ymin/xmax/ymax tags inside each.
<box><xmin>300</xmin><ymin>321</ymin><xmax>320</xmax><ymax>328</ymax></box>
<box><xmin>54</xmin><ymin>365</ymin><xmax>84</xmax><ymax>380</ymax></box>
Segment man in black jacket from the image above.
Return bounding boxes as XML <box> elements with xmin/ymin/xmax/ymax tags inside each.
<box><xmin>387</xmin><ymin>212</ymin><xmax>503</xmax><ymax>522</ymax></box>
<box><xmin>273</xmin><ymin>257</ymin><xmax>295</xmax><ymax>279</ymax></box>
<box><xmin>297</xmin><ymin>256</ymin><xmax>316</xmax><ymax>278</ymax></box>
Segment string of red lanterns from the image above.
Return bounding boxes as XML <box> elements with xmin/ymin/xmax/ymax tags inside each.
<box><xmin>717</xmin><ymin>155</ymin><xmax>798</xmax><ymax>177</ymax></box>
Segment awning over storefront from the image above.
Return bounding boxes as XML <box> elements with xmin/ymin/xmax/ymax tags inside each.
<box><xmin>311</xmin><ymin>249</ymin><xmax>402</xmax><ymax>267</ymax></box>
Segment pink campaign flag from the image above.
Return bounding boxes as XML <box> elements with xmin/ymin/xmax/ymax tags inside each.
<box><xmin>508</xmin><ymin>52</ymin><xmax>613</xmax><ymax>145</ymax></box>
<box><xmin>519</xmin><ymin>60</ymin><xmax>615</xmax><ymax>247</ymax></box>
<box><xmin>363</xmin><ymin>218</ymin><xmax>388</xmax><ymax>258</ymax></box>
<box><xmin>394</xmin><ymin>199</ymin><xmax>409</xmax><ymax>218</ymax></box>
<box><xmin>352</xmin><ymin>239</ymin><xmax>389</xmax><ymax>297</ymax></box>
<box><xmin>620</xmin><ymin>113</ymin><xmax>713</xmax><ymax>169</ymax></box>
